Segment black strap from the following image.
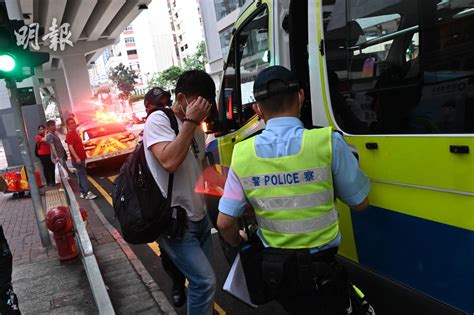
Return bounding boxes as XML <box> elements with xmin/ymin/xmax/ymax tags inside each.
<box><xmin>154</xmin><ymin>107</ymin><xmax>179</xmax><ymax>203</ymax></box>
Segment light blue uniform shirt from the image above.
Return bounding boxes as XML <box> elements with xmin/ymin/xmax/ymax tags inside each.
<box><xmin>218</xmin><ymin>117</ymin><xmax>371</xmax><ymax>253</ymax></box>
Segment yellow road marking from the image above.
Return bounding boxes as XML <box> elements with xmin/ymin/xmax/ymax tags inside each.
<box><xmin>108</xmin><ymin>175</ymin><xmax>117</xmax><ymax>182</ymax></box>
<box><xmin>88</xmin><ymin>176</ymin><xmax>113</xmax><ymax>205</ymax></box>
<box><xmin>90</xmin><ymin>174</ymin><xmax>227</xmax><ymax>314</ymax></box>
<box><xmin>148</xmin><ymin>241</ymin><xmax>161</xmax><ymax>256</ymax></box>
<box><xmin>214</xmin><ymin>303</ymin><xmax>227</xmax><ymax>315</ymax></box>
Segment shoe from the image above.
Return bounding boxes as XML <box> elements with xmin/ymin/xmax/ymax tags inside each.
<box><xmin>79</xmin><ymin>193</ymin><xmax>85</xmax><ymax>199</ymax></box>
<box><xmin>85</xmin><ymin>191</ymin><xmax>97</xmax><ymax>200</ymax></box>
<box><xmin>171</xmin><ymin>285</ymin><xmax>186</xmax><ymax>307</ymax></box>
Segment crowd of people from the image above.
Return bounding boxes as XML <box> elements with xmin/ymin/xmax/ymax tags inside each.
<box><xmin>138</xmin><ymin>67</ymin><xmax>371</xmax><ymax>315</ymax></box>
<box><xmin>31</xmin><ymin>66</ymin><xmax>371</xmax><ymax>315</ymax></box>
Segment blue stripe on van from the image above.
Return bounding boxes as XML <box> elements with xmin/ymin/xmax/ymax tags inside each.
<box><xmin>351</xmin><ymin>206</ymin><xmax>474</xmax><ymax>313</ymax></box>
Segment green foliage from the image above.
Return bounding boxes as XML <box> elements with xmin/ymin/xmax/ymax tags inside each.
<box><xmin>128</xmin><ymin>94</ymin><xmax>145</xmax><ymax>103</ymax></box>
<box><xmin>108</xmin><ymin>63</ymin><xmax>138</xmax><ymax>100</ymax></box>
<box><xmin>183</xmin><ymin>41</ymin><xmax>207</xmax><ymax>71</ymax></box>
<box><xmin>147</xmin><ymin>65</ymin><xmax>183</xmax><ymax>91</ymax></box>
<box><xmin>147</xmin><ymin>41</ymin><xmax>208</xmax><ymax>91</ymax></box>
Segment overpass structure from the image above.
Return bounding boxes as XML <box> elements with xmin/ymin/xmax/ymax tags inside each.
<box><xmin>6</xmin><ymin>0</ymin><xmax>151</xmax><ymax>117</ymax></box>
<box><xmin>0</xmin><ymin>0</ymin><xmax>150</xmax><ymax>166</ymax></box>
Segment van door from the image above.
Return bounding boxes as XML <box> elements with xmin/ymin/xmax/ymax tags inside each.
<box><xmin>310</xmin><ymin>0</ymin><xmax>474</xmax><ymax>312</ymax></box>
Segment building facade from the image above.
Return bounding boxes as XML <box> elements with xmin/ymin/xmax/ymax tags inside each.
<box><xmin>198</xmin><ymin>0</ymin><xmax>246</xmax><ymax>91</ymax></box>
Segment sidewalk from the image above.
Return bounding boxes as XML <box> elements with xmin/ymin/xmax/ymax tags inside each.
<box><xmin>0</xmin><ymin>182</ymin><xmax>175</xmax><ymax>314</ymax></box>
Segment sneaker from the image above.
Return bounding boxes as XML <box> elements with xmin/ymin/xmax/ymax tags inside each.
<box><xmin>85</xmin><ymin>192</ymin><xmax>97</xmax><ymax>200</ymax></box>
<box><xmin>79</xmin><ymin>193</ymin><xmax>85</xmax><ymax>199</ymax></box>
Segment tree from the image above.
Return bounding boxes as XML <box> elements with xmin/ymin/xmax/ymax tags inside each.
<box><xmin>147</xmin><ymin>41</ymin><xmax>208</xmax><ymax>91</ymax></box>
<box><xmin>108</xmin><ymin>63</ymin><xmax>138</xmax><ymax>102</ymax></box>
<box><xmin>147</xmin><ymin>65</ymin><xmax>183</xmax><ymax>91</ymax></box>
<box><xmin>183</xmin><ymin>41</ymin><xmax>207</xmax><ymax>71</ymax></box>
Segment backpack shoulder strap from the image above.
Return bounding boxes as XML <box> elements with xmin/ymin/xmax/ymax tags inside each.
<box><xmin>157</xmin><ymin>107</ymin><xmax>179</xmax><ymax>136</ymax></box>
<box><xmin>154</xmin><ymin>107</ymin><xmax>179</xmax><ymax>202</ymax></box>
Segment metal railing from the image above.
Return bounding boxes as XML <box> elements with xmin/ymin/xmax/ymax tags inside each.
<box><xmin>59</xmin><ymin>167</ymin><xmax>115</xmax><ymax>315</ymax></box>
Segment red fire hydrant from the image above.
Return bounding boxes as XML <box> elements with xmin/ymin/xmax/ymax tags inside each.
<box><xmin>46</xmin><ymin>206</ymin><xmax>78</xmax><ymax>261</ymax></box>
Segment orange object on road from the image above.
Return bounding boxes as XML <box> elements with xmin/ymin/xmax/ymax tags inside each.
<box><xmin>0</xmin><ymin>166</ymin><xmax>43</xmax><ymax>193</ymax></box>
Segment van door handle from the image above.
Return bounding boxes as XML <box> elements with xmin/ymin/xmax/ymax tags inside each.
<box><xmin>365</xmin><ymin>142</ymin><xmax>378</xmax><ymax>150</ymax></box>
<box><xmin>450</xmin><ymin>145</ymin><xmax>469</xmax><ymax>154</ymax></box>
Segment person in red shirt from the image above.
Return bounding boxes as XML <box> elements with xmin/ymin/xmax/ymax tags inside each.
<box><xmin>65</xmin><ymin>118</ymin><xmax>97</xmax><ymax>199</ymax></box>
<box><xmin>36</xmin><ymin>125</ymin><xmax>55</xmax><ymax>186</ymax></box>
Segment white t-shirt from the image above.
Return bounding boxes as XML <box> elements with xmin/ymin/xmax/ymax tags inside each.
<box><xmin>143</xmin><ymin>110</ymin><xmax>206</xmax><ymax>221</ymax></box>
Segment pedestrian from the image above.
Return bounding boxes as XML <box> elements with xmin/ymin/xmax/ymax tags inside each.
<box><xmin>65</xmin><ymin>118</ymin><xmax>97</xmax><ymax>200</ymax></box>
<box><xmin>36</xmin><ymin>125</ymin><xmax>55</xmax><ymax>187</ymax></box>
<box><xmin>217</xmin><ymin>66</ymin><xmax>371</xmax><ymax>314</ymax></box>
<box><xmin>143</xmin><ymin>86</ymin><xmax>186</xmax><ymax>307</ymax></box>
<box><xmin>143</xmin><ymin>71</ymin><xmax>215</xmax><ymax>314</ymax></box>
<box><xmin>45</xmin><ymin>120</ymin><xmax>67</xmax><ymax>167</ymax></box>
<box><xmin>0</xmin><ymin>226</ymin><xmax>20</xmax><ymax>315</ymax></box>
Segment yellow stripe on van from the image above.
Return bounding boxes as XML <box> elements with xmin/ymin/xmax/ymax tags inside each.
<box><xmin>337</xmin><ymin>201</ymin><xmax>359</xmax><ymax>262</ymax></box>
<box><xmin>346</xmin><ymin>136</ymin><xmax>474</xmax><ymax>194</ymax></box>
<box><xmin>369</xmin><ymin>181</ymin><xmax>474</xmax><ymax>231</ymax></box>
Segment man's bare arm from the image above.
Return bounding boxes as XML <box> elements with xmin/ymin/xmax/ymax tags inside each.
<box><xmin>50</xmin><ymin>143</ymin><xmax>59</xmax><ymax>161</ymax></box>
<box><xmin>68</xmin><ymin>144</ymin><xmax>80</xmax><ymax>163</ymax></box>
<box><xmin>217</xmin><ymin>213</ymin><xmax>242</xmax><ymax>247</ymax></box>
<box><xmin>351</xmin><ymin>197</ymin><xmax>369</xmax><ymax>211</ymax></box>
<box><xmin>150</xmin><ymin>121</ymin><xmax>197</xmax><ymax>173</ymax></box>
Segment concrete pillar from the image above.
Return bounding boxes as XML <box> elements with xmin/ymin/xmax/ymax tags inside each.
<box><xmin>36</xmin><ymin>39</ymin><xmax>116</xmax><ymax>122</ymax></box>
<box><xmin>61</xmin><ymin>55</ymin><xmax>94</xmax><ymax>114</ymax></box>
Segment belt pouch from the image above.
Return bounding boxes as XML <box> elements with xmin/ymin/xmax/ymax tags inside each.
<box><xmin>296</xmin><ymin>250</ymin><xmax>317</xmax><ymax>294</ymax></box>
<box><xmin>239</xmin><ymin>240</ymin><xmax>266</xmax><ymax>305</ymax></box>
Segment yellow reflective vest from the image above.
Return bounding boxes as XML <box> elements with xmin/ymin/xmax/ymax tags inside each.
<box><xmin>231</xmin><ymin>127</ymin><xmax>339</xmax><ymax>249</ymax></box>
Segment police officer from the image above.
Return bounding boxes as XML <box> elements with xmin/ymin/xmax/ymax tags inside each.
<box><xmin>217</xmin><ymin>66</ymin><xmax>371</xmax><ymax>314</ymax></box>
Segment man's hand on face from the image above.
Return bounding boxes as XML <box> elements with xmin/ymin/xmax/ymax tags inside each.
<box><xmin>185</xmin><ymin>96</ymin><xmax>211</xmax><ymax>124</ymax></box>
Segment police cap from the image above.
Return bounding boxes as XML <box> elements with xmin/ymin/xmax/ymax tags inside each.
<box><xmin>253</xmin><ymin>66</ymin><xmax>300</xmax><ymax>101</ymax></box>
<box><xmin>144</xmin><ymin>87</ymin><xmax>171</xmax><ymax>107</ymax></box>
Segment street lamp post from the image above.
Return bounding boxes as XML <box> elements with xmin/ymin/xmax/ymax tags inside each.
<box><xmin>6</xmin><ymin>78</ymin><xmax>51</xmax><ymax>248</ymax></box>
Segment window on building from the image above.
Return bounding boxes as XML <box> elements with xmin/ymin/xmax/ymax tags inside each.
<box><xmin>323</xmin><ymin>0</ymin><xmax>474</xmax><ymax>134</ymax></box>
<box><xmin>213</xmin><ymin>0</ymin><xmax>246</xmax><ymax>21</ymax></box>
<box><xmin>184</xmin><ymin>43</ymin><xmax>188</xmax><ymax>49</ymax></box>
<box><xmin>124</xmin><ymin>37</ymin><xmax>135</xmax><ymax>44</ymax></box>
<box><xmin>125</xmin><ymin>25</ymin><xmax>133</xmax><ymax>31</ymax></box>
<box><xmin>175</xmin><ymin>12</ymin><xmax>178</xmax><ymax>18</ymax></box>
<box><xmin>127</xmin><ymin>49</ymin><xmax>138</xmax><ymax>55</ymax></box>
<box><xmin>180</xmin><ymin>46</ymin><xmax>185</xmax><ymax>52</ymax></box>
<box><xmin>179</xmin><ymin>34</ymin><xmax>183</xmax><ymax>41</ymax></box>
<box><xmin>219</xmin><ymin>26</ymin><xmax>233</xmax><ymax>57</ymax></box>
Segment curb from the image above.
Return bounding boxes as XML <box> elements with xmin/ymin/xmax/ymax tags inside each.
<box><xmin>88</xmin><ymin>199</ymin><xmax>177</xmax><ymax>315</ymax></box>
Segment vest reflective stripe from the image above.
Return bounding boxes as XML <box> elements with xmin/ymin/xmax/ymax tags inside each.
<box><xmin>231</xmin><ymin>127</ymin><xmax>338</xmax><ymax>249</ymax></box>
<box><xmin>239</xmin><ymin>167</ymin><xmax>331</xmax><ymax>189</ymax></box>
<box><xmin>249</xmin><ymin>190</ymin><xmax>333</xmax><ymax>211</ymax></box>
<box><xmin>256</xmin><ymin>208</ymin><xmax>338</xmax><ymax>234</ymax></box>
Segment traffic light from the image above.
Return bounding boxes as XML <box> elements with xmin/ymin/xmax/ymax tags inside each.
<box><xmin>0</xmin><ymin>4</ymin><xmax>49</xmax><ymax>82</ymax></box>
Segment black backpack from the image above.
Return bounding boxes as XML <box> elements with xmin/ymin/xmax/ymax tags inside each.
<box><xmin>112</xmin><ymin>108</ymin><xmax>179</xmax><ymax>244</ymax></box>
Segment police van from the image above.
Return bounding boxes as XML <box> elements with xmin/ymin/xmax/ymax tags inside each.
<box><xmin>202</xmin><ymin>0</ymin><xmax>474</xmax><ymax>314</ymax></box>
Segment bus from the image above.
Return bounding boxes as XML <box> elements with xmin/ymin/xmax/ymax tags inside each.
<box><xmin>202</xmin><ymin>0</ymin><xmax>474</xmax><ymax>314</ymax></box>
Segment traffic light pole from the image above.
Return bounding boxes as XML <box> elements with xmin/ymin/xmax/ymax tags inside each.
<box><xmin>5</xmin><ymin>78</ymin><xmax>51</xmax><ymax>248</ymax></box>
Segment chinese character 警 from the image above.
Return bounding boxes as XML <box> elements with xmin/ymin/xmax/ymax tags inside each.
<box><xmin>252</xmin><ymin>176</ymin><xmax>261</xmax><ymax>187</ymax></box>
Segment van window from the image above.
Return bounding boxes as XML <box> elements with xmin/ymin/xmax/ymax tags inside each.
<box><xmin>83</xmin><ymin>123</ymin><xmax>126</xmax><ymax>141</ymax></box>
<box><xmin>324</xmin><ymin>0</ymin><xmax>474</xmax><ymax>134</ymax></box>
<box><xmin>238</xmin><ymin>7</ymin><xmax>270</xmax><ymax>123</ymax></box>
<box><xmin>217</xmin><ymin>6</ymin><xmax>270</xmax><ymax>133</ymax></box>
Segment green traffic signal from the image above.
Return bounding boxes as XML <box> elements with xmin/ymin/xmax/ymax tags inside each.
<box><xmin>0</xmin><ymin>53</ymin><xmax>15</xmax><ymax>72</ymax></box>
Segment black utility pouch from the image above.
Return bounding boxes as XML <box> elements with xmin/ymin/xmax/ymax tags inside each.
<box><xmin>164</xmin><ymin>206</ymin><xmax>188</xmax><ymax>240</ymax></box>
<box><xmin>261</xmin><ymin>248</ymin><xmax>299</xmax><ymax>299</ymax></box>
<box><xmin>238</xmin><ymin>238</ymin><xmax>266</xmax><ymax>305</ymax></box>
